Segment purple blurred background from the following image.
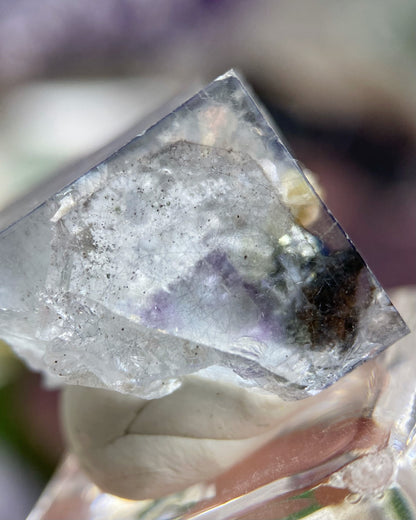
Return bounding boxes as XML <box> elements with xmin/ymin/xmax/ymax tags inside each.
<box><xmin>0</xmin><ymin>1</ymin><xmax>414</xmax><ymax>518</ymax></box>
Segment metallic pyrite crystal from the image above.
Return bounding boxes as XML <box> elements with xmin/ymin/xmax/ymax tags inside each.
<box><xmin>0</xmin><ymin>71</ymin><xmax>409</xmax><ymax>400</ymax></box>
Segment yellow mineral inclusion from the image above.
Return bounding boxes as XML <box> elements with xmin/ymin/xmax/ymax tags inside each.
<box><xmin>280</xmin><ymin>168</ymin><xmax>325</xmax><ymax>227</ymax></box>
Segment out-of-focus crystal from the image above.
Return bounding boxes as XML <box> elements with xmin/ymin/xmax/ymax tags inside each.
<box><xmin>0</xmin><ymin>71</ymin><xmax>408</xmax><ymax>400</ymax></box>
<box><xmin>27</xmin><ymin>287</ymin><xmax>416</xmax><ymax>520</ymax></box>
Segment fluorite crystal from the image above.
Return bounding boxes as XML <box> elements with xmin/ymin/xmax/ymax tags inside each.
<box><xmin>0</xmin><ymin>71</ymin><xmax>408</xmax><ymax>400</ymax></box>
<box><xmin>27</xmin><ymin>287</ymin><xmax>416</xmax><ymax>519</ymax></box>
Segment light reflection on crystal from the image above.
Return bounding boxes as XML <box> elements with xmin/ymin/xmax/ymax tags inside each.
<box><xmin>0</xmin><ymin>71</ymin><xmax>408</xmax><ymax>401</ymax></box>
<box><xmin>0</xmin><ymin>70</ymin><xmax>412</xmax><ymax>518</ymax></box>
<box><xmin>26</xmin><ymin>286</ymin><xmax>416</xmax><ymax>519</ymax></box>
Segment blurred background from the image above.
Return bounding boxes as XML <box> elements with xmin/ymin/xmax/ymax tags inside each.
<box><xmin>0</xmin><ymin>0</ymin><xmax>415</xmax><ymax>518</ymax></box>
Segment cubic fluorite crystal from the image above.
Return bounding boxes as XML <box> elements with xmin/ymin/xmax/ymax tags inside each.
<box><xmin>0</xmin><ymin>71</ymin><xmax>408</xmax><ymax>400</ymax></box>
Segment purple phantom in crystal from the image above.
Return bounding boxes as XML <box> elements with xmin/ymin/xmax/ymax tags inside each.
<box><xmin>0</xmin><ymin>71</ymin><xmax>409</xmax><ymax>400</ymax></box>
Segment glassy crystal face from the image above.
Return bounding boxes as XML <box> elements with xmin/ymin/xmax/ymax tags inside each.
<box><xmin>0</xmin><ymin>71</ymin><xmax>408</xmax><ymax>400</ymax></box>
<box><xmin>27</xmin><ymin>287</ymin><xmax>416</xmax><ymax>520</ymax></box>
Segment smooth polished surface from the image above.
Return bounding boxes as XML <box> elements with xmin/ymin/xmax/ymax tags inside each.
<box><xmin>0</xmin><ymin>71</ymin><xmax>408</xmax><ymax>400</ymax></box>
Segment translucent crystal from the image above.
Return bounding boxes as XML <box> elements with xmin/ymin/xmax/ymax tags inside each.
<box><xmin>27</xmin><ymin>287</ymin><xmax>416</xmax><ymax>520</ymax></box>
<box><xmin>0</xmin><ymin>71</ymin><xmax>408</xmax><ymax>400</ymax></box>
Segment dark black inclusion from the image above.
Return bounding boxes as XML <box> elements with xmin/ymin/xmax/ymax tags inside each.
<box><xmin>297</xmin><ymin>249</ymin><xmax>368</xmax><ymax>351</ymax></box>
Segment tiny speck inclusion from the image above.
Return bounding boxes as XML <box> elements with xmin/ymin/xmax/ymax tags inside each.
<box><xmin>0</xmin><ymin>71</ymin><xmax>409</xmax><ymax>400</ymax></box>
